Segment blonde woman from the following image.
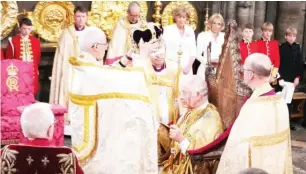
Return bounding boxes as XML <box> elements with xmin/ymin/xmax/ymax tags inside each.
<box><xmin>163</xmin><ymin>6</ymin><xmax>196</xmax><ymax>87</ymax></box>
<box><xmin>196</xmin><ymin>13</ymin><xmax>225</xmax><ymax>79</ymax></box>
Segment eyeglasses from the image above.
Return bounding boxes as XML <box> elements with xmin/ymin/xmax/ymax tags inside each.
<box><xmin>240</xmin><ymin>68</ymin><xmax>254</xmax><ymax>73</ymax></box>
<box><xmin>92</xmin><ymin>43</ymin><xmax>108</xmax><ymax>48</ymax></box>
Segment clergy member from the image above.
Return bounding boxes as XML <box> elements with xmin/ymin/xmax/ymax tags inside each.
<box><xmin>69</xmin><ymin>25</ymin><xmax>158</xmax><ymax>173</ymax></box>
<box><xmin>49</xmin><ymin>6</ymin><xmax>88</xmax><ymax>135</ymax></box>
<box><xmin>106</xmin><ymin>1</ymin><xmax>143</xmax><ymax>59</ymax></box>
<box><xmin>77</xmin><ymin>27</ymin><xmax>108</xmax><ymax>64</ymax></box>
<box><xmin>5</xmin><ymin>18</ymin><xmax>41</xmax><ymax>95</ymax></box>
<box><xmin>217</xmin><ymin>53</ymin><xmax>292</xmax><ymax>174</ymax></box>
<box><xmin>146</xmin><ymin>41</ymin><xmax>179</xmax><ymax>126</ymax></box>
<box><xmin>49</xmin><ymin>6</ymin><xmax>88</xmax><ymax>106</ymax></box>
<box><xmin>161</xmin><ymin>75</ymin><xmax>224</xmax><ymax>173</ymax></box>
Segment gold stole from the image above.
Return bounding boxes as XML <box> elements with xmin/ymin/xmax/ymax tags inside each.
<box><xmin>119</xmin><ymin>17</ymin><xmax>136</xmax><ymax>54</ymax></box>
<box><xmin>146</xmin><ymin>62</ymin><xmax>177</xmax><ymax>124</ymax></box>
<box><xmin>68</xmin><ymin>25</ymin><xmax>85</xmax><ymax>57</ymax></box>
<box><xmin>163</xmin><ymin>104</ymin><xmax>214</xmax><ymax>174</ymax></box>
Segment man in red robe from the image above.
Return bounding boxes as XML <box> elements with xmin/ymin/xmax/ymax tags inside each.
<box><xmin>5</xmin><ymin>18</ymin><xmax>41</xmax><ymax>95</ymax></box>
<box><xmin>256</xmin><ymin>22</ymin><xmax>280</xmax><ymax>81</ymax></box>
<box><xmin>239</xmin><ymin>23</ymin><xmax>258</xmax><ymax>64</ymax></box>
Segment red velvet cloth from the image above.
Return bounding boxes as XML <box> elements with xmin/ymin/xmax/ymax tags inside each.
<box><xmin>17</xmin><ymin>104</ymin><xmax>67</xmax><ymax>146</ymax></box>
<box><xmin>188</xmin><ymin>89</ymin><xmax>275</xmax><ymax>155</ymax></box>
<box><xmin>1</xmin><ymin>60</ymin><xmax>66</xmax><ymax>146</ymax></box>
<box><xmin>5</xmin><ymin>34</ymin><xmax>41</xmax><ymax>94</ymax></box>
<box><xmin>1</xmin><ymin>60</ymin><xmax>36</xmax><ymax>144</ymax></box>
<box><xmin>1</xmin><ymin>144</ymin><xmax>84</xmax><ymax>174</ymax></box>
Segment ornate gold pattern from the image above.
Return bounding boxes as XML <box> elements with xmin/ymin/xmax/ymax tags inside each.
<box><xmin>0</xmin><ymin>1</ymin><xmax>18</xmax><ymax>40</ymax></box>
<box><xmin>6</xmin><ymin>63</ymin><xmax>19</xmax><ymax>92</ymax></box>
<box><xmin>70</xmin><ymin>92</ymin><xmax>151</xmax><ymax>165</ymax></box>
<box><xmin>57</xmin><ymin>153</ymin><xmax>75</xmax><ymax>173</ymax></box>
<box><xmin>161</xmin><ymin>1</ymin><xmax>198</xmax><ymax>30</ymax></box>
<box><xmin>247</xmin><ymin>128</ymin><xmax>290</xmax><ymax>147</ymax></box>
<box><xmin>153</xmin><ymin>1</ymin><xmax>162</xmax><ymax>23</ymax></box>
<box><xmin>88</xmin><ymin>1</ymin><xmax>148</xmax><ymax>39</ymax></box>
<box><xmin>1</xmin><ymin>147</ymin><xmax>18</xmax><ymax>173</ymax></box>
<box><xmin>20</xmin><ymin>37</ymin><xmax>33</xmax><ymax>62</ymax></box>
<box><xmin>70</xmin><ymin>92</ymin><xmax>151</xmax><ymax>105</ymax></box>
<box><xmin>69</xmin><ymin>57</ymin><xmax>145</xmax><ymax>73</ymax></box>
<box><xmin>33</xmin><ymin>2</ymin><xmax>75</xmax><ymax>42</ymax></box>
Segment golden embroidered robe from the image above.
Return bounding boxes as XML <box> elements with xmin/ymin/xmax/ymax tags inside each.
<box><xmin>217</xmin><ymin>83</ymin><xmax>293</xmax><ymax>174</ymax></box>
<box><xmin>49</xmin><ymin>25</ymin><xmax>87</xmax><ymax>106</ymax></box>
<box><xmin>162</xmin><ymin>103</ymin><xmax>223</xmax><ymax>174</ymax></box>
<box><xmin>106</xmin><ymin>16</ymin><xmax>141</xmax><ymax>59</ymax></box>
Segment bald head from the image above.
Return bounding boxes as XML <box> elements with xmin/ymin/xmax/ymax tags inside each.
<box><xmin>127</xmin><ymin>1</ymin><xmax>141</xmax><ymax>24</ymax></box>
<box><xmin>244</xmin><ymin>53</ymin><xmax>272</xmax><ymax>77</ymax></box>
<box><xmin>80</xmin><ymin>26</ymin><xmax>107</xmax><ymax>52</ymax></box>
<box><xmin>128</xmin><ymin>1</ymin><xmax>141</xmax><ymax>12</ymax></box>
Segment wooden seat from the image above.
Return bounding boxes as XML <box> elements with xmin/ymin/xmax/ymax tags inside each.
<box><xmin>291</xmin><ymin>92</ymin><xmax>306</xmax><ymax>118</ymax></box>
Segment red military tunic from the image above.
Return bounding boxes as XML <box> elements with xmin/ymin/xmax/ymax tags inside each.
<box><xmin>239</xmin><ymin>40</ymin><xmax>258</xmax><ymax>64</ymax></box>
<box><xmin>0</xmin><ymin>49</ymin><xmax>5</xmax><ymax>60</ymax></box>
<box><xmin>5</xmin><ymin>34</ymin><xmax>41</xmax><ymax>94</ymax></box>
<box><xmin>256</xmin><ymin>38</ymin><xmax>280</xmax><ymax>77</ymax></box>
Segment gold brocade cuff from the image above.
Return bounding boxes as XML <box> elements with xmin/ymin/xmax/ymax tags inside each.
<box><xmin>271</xmin><ymin>67</ymin><xmax>278</xmax><ymax>78</ymax></box>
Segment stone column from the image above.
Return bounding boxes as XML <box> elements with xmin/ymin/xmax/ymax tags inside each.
<box><xmin>236</xmin><ymin>2</ymin><xmax>252</xmax><ymax>29</ymax></box>
<box><xmin>265</xmin><ymin>1</ymin><xmax>278</xmax><ymax>39</ymax></box>
<box><xmin>225</xmin><ymin>1</ymin><xmax>237</xmax><ymax>25</ymax></box>
<box><xmin>253</xmin><ymin>2</ymin><xmax>266</xmax><ymax>40</ymax></box>
<box><xmin>248</xmin><ymin>2</ymin><xmax>255</xmax><ymax>26</ymax></box>
<box><xmin>275</xmin><ymin>2</ymin><xmax>303</xmax><ymax>43</ymax></box>
<box><xmin>212</xmin><ymin>1</ymin><xmax>221</xmax><ymax>14</ymax></box>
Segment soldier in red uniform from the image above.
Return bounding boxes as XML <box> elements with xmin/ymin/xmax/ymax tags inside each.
<box><xmin>0</xmin><ymin>49</ymin><xmax>5</xmax><ymax>59</ymax></box>
<box><xmin>5</xmin><ymin>18</ymin><xmax>41</xmax><ymax>95</ymax></box>
<box><xmin>239</xmin><ymin>23</ymin><xmax>258</xmax><ymax>64</ymax></box>
<box><xmin>256</xmin><ymin>22</ymin><xmax>280</xmax><ymax>82</ymax></box>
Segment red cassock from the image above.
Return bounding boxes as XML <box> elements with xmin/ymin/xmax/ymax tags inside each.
<box><xmin>255</xmin><ymin>39</ymin><xmax>280</xmax><ymax>77</ymax></box>
<box><xmin>239</xmin><ymin>40</ymin><xmax>258</xmax><ymax>64</ymax></box>
<box><xmin>5</xmin><ymin>34</ymin><xmax>41</xmax><ymax>94</ymax></box>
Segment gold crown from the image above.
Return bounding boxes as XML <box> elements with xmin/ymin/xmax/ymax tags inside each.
<box><xmin>7</xmin><ymin>63</ymin><xmax>18</xmax><ymax>76</ymax></box>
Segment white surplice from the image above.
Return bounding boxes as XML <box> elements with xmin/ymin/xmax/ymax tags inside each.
<box><xmin>196</xmin><ymin>31</ymin><xmax>225</xmax><ymax>79</ymax></box>
<box><xmin>163</xmin><ymin>24</ymin><xmax>196</xmax><ymax>88</ymax></box>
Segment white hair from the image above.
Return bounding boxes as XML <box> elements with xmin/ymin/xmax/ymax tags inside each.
<box><xmin>244</xmin><ymin>53</ymin><xmax>272</xmax><ymax>77</ymax></box>
<box><xmin>187</xmin><ymin>75</ymin><xmax>208</xmax><ymax>96</ymax></box>
<box><xmin>80</xmin><ymin>26</ymin><xmax>106</xmax><ymax>52</ymax></box>
<box><xmin>20</xmin><ymin>103</ymin><xmax>55</xmax><ymax>139</ymax></box>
